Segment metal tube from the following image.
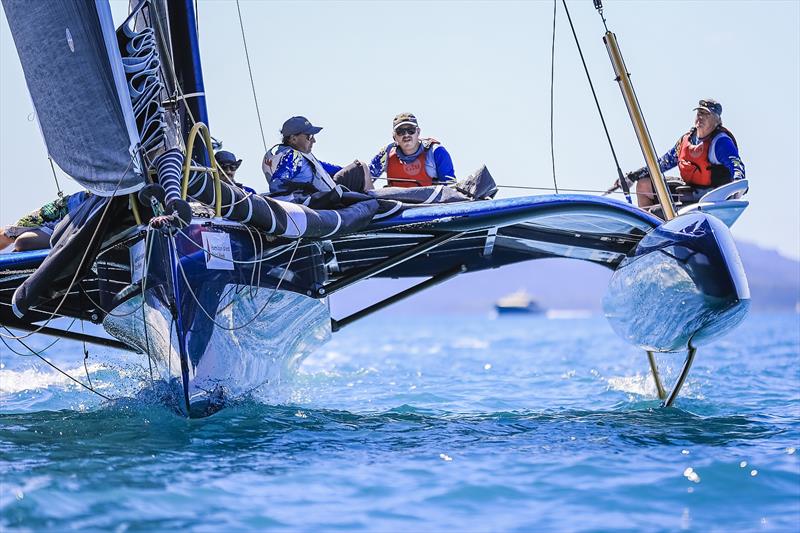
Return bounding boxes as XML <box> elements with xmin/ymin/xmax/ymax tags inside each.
<box><xmin>2</xmin><ymin>319</ymin><xmax>138</xmax><ymax>352</ymax></box>
<box><xmin>662</xmin><ymin>345</ymin><xmax>697</xmax><ymax>407</ymax></box>
<box><xmin>603</xmin><ymin>32</ymin><xmax>675</xmax><ymax>220</ymax></box>
<box><xmin>319</xmin><ymin>232</ymin><xmax>464</xmax><ymax>297</ymax></box>
<box><xmin>331</xmin><ymin>265</ymin><xmax>466</xmax><ymax>331</ymax></box>
<box><xmin>646</xmin><ymin>350</ymin><xmax>667</xmax><ymax>400</ymax></box>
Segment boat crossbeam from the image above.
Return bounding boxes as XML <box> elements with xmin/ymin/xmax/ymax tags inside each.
<box><xmin>2</xmin><ymin>318</ymin><xmax>138</xmax><ymax>353</ymax></box>
<box><xmin>331</xmin><ymin>264</ymin><xmax>466</xmax><ymax>332</ymax></box>
<box><xmin>316</xmin><ymin>231</ymin><xmax>465</xmax><ymax>298</ymax></box>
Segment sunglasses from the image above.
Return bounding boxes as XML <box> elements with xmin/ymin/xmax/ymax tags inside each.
<box><xmin>395</xmin><ymin>126</ymin><xmax>417</xmax><ymax>136</ymax></box>
<box><xmin>222</xmin><ymin>164</ymin><xmax>239</xmax><ymax>172</ymax></box>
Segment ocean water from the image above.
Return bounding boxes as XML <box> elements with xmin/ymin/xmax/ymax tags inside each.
<box><xmin>1</xmin><ymin>313</ymin><xmax>798</xmax><ymax>531</ymax></box>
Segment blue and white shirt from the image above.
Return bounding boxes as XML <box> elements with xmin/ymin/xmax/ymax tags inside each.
<box><xmin>263</xmin><ymin>145</ymin><xmax>342</xmax><ymax>201</ymax></box>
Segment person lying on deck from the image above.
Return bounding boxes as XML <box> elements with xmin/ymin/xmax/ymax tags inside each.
<box><xmin>0</xmin><ymin>191</ymin><xmax>91</xmax><ymax>252</ymax></box>
<box><xmin>369</xmin><ymin>112</ymin><xmax>456</xmax><ymax>188</ymax></box>
<box><xmin>611</xmin><ymin>98</ymin><xmax>745</xmax><ymax>209</ymax></box>
<box><xmin>261</xmin><ymin>116</ymin><xmax>372</xmax><ymax>204</ymax></box>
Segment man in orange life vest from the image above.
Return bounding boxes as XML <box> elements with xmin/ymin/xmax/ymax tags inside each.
<box><xmin>616</xmin><ymin>99</ymin><xmax>745</xmax><ymax>208</ymax></box>
<box><xmin>368</xmin><ymin>113</ymin><xmax>456</xmax><ymax>188</ymax></box>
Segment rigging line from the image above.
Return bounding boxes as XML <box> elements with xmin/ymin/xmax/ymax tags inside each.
<box><xmin>0</xmin><ymin>324</ymin><xmax>112</xmax><ymax>401</ymax></box>
<box><xmin>235</xmin><ymin>0</ymin><xmax>268</xmax><ymax>153</ymax></box>
<box><xmin>0</xmin><ymin>156</ymin><xmax>136</xmax><ymax>341</ymax></box>
<box><xmin>549</xmin><ymin>0</ymin><xmax>559</xmax><ymax>194</ymax></box>
<box><xmin>135</xmin><ymin>226</ymin><xmax>156</xmax><ymax>386</ymax></box>
<box><xmin>0</xmin><ymin>318</ymin><xmax>75</xmax><ymax>356</ymax></box>
<box><xmin>174</xmin><ymin>225</ymin><xmax>299</xmax><ymax>265</ymax></box>
<box><xmin>76</xmin><ymin>225</ymin><xmax>159</xmax><ymax>320</ymax></box>
<box><xmin>561</xmin><ymin>0</ymin><xmax>632</xmax><ymax>204</ymax></box>
<box><xmin>172</xmin><ymin>233</ymin><xmax>301</xmax><ymax>332</ymax></box>
<box><xmin>47</xmin><ymin>157</ymin><xmax>63</xmax><ymax>197</ymax></box>
<box><xmin>496</xmin><ymin>183</ymin><xmax>630</xmax><ymax>195</ymax></box>
<box><xmin>24</xmin><ymin>100</ymin><xmax>63</xmax><ymax>197</ymax></box>
<box><xmin>593</xmin><ymin>0</ymin><xmax>610</xmax><ymax>33</ymax></box>
<box><xmin>169</xmin><ymin>202</ymin><xmax>304</xmax><ymax>331</ymax></box>
<box><xmin>78</xmin><ymin>290</ymin><xmax>93</xmax><ymax>389</ymax></box>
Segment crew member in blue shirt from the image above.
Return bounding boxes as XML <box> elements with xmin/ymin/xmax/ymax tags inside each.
<box><xmin>262</xmin><ymin>116</ymin><xmax>371</xmax><ymax>203</ymax></box>
<box><xmin>615</xmin><ymin>99</ymin><xmax>745</xmax><ymax>207</ymax></box>
<box><xmin>369</xmin><ymin>113</ymin><xmax>456</xmax><ymax>188</ymax></box>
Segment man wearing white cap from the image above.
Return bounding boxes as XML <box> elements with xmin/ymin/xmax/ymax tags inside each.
<box><xmin>369</xmin><ymin>112</ymin><xmax>456</xmax><ymax>188</ymax></box>
<box><xmin>615</xmin><ymin>99</ymin><xmax>745</xmax><ymax>208</ymax></box>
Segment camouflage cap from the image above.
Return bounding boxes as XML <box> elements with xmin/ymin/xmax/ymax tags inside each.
<box><xmin>392</xmin><ymin>112</ymin><xmax>418</xmax><ymax>130</ymax></box>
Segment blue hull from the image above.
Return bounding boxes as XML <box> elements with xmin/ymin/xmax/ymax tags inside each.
<box><xmin>603</xmin><ymin>212</ymin><xmax>750</xmax><ymax>352</ymax></box>
<box><xmin>102</xmin><ymin>222</ymin><xmax>331</xmax><ymax>415</ymax></box>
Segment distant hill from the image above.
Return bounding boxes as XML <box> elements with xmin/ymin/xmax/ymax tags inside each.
<box><xmin>329</xmin><ymin>240</ymin><xmax>799</xmax><ymax>316</ymax></box>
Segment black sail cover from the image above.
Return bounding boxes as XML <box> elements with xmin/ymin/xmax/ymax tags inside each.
<box><xmin>1</xmin><ymin>0</ymin><xmax>143</xmax><ymax>195</ymax></box>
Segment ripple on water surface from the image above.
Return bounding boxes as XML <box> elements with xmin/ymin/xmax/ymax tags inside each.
<box><xmin>1</xmin><ymin>314</ymin><xmax>798</xmax><ymax>530</ymax></box>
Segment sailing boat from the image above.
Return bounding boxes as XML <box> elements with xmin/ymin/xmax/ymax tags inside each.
<box><xmin>0</xmin><ymin>0</ymin><xmax>750</xmax><ymax>415</ymax></box>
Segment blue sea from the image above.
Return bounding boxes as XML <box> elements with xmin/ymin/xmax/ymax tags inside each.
<box><xmin>2</xmin><ymin>313</ymin><xmax>798</xmax><ymax>531</ymax></box>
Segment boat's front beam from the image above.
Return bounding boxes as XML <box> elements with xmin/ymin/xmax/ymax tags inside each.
<box><xmin>2</xmin><ymin>318</ymin><xmax>137</xmax><ymax>352</ymax></box>
<box><xmin>318</xmin><ymin>231</ymin><xmax>465</xmax><ymax>297</ymax></box>
<box><xmin>331</xmin><ymin>264</ymin><xmax>466</xmax><ymax>332</ymax></box>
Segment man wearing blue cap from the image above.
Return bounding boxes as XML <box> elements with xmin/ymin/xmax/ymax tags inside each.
<box><xmin>615</xmin><ymin>98</ymin><xmax>745</xmax><ymax>208</ymax></box>
<box><xmin>214</xmin><ymin>149</ymin><xmax>256</xmax><ymax>195</ymax></box>
<box><xmin>262</xmin><ymin>116</ymin><xmax>371</xmax><ymax>203</ymax></box>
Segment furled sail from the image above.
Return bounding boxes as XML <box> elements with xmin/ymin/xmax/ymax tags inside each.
<box><xmin>1</xmin><ymin>0</ymin><xmax>143</xmax><ymax>196</ymax></box>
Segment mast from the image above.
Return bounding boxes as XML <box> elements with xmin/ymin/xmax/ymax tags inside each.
<box><xmin>602</xmin><ymin>31</ymin><xmax>675</xmax><ymax>220</ymax></box>
<box><xmin>166</xmin><ymin>0</ymin><xmax>210</xmax><ymax>137</ymax></box>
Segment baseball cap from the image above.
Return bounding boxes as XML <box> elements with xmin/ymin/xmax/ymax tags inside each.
<box><xmin>281</xmin><ymin>116</ymin><xmax>323</xmax><ymax>136</ymax></box>
<box><xmin>694</xmin><ymin>99</ymin><xmax>722</xmax><ymax>117</ymax></box>
<box><xmin>215</xmin><ymin>150</ymin><xmax>241</xmax><ymax>169</ymax></box>
<box><xmin>392</xmin><ymin>112</ymin><xmax>418</xmax><ymax>130</ymax></box>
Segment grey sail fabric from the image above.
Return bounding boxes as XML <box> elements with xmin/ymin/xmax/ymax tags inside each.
<box><xmin>1</xmin><ymin>0</ymin><xmax>143</xmax><ymax>196</ymax></box>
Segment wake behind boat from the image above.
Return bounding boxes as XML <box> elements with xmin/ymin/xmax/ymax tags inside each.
<box><xmin>0</xmin><ymin>0</ymin><xmax>750</xmax><ymax>416</ymax></box>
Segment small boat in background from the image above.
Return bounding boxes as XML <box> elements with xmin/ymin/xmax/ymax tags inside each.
<box><xmin>495</xmin><ymin>290</ymin><xmax>545</xmax><ymax>315</ymax></box>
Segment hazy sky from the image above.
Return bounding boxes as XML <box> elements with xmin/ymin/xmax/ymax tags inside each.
<box><xmin>2</xmin><ymin>1</ymin><xmax>798</xmax><ymax>259</ymax></box>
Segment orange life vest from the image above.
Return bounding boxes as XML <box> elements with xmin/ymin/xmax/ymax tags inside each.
<box><xmin>386</xmin><ymin>140</ymin><xmax>439</xmax><ymax>188</ymax></box>
<box><xmin>677</xmin><ymin>127</ymin><xmax>737</xmax><ymax>187</ymax></box>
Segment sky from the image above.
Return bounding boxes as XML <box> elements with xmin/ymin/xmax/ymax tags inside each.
<box><xmin>1</xmin><ymin>0</ymin><xmax>799</xmax><ymax>259</ymax></box>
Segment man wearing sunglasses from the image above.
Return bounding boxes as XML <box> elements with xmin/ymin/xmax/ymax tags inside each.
<box><xmin>613</xmin><ymin>99</ymin><xmax>745</xmax><ymax>209</ymax></box>
<box><xmin>369</xmin><ymin>113</ymin><xmax>456</xmax><ymax>188</ymax></box>
<box><xmin>214</xmin><ymin>150</ymin><xmax>256</xmax><ymax>195</ymax></box>
<box><xmin>263</xmin><ymin>116</ymin><xmax>371</xmax><ymax>203</ymax></box>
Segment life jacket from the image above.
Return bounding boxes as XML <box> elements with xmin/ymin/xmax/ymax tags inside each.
<box><xmin>386</xmin><ymin>138</ymin><xmax>440</xmax><ymax>188</ymax></box>
<box><xmin>262</xmin><ymin>144</ymin><xmax>336</xmax><ymax>193</ymax></box>
<box><xmin>677</xmin><ymin>126</ymin><xmax>738</xmax><ymax>187</ymax></box>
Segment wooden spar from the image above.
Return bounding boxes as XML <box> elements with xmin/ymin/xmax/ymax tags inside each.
<box><xmin>603</xmin><ymin>32</ymin><xmax>675</xmax><ymax>220</ymax></box>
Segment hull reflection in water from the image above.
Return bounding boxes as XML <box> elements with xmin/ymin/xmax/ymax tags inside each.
<box><xmin>104</xmin><ymin>287</ymin><xmax>331</xmax><ymax>414</ymax></box>
<box><xmin>603</xmin><ymin>212</ymin><xmax>749</xmax><ymax>352</ymax></box>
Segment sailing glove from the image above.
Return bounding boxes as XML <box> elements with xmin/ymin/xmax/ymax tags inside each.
<box><xmin>626</xmin><ymin>167</ymin><xmax>650</xmax><ymax>183</ymax></box>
